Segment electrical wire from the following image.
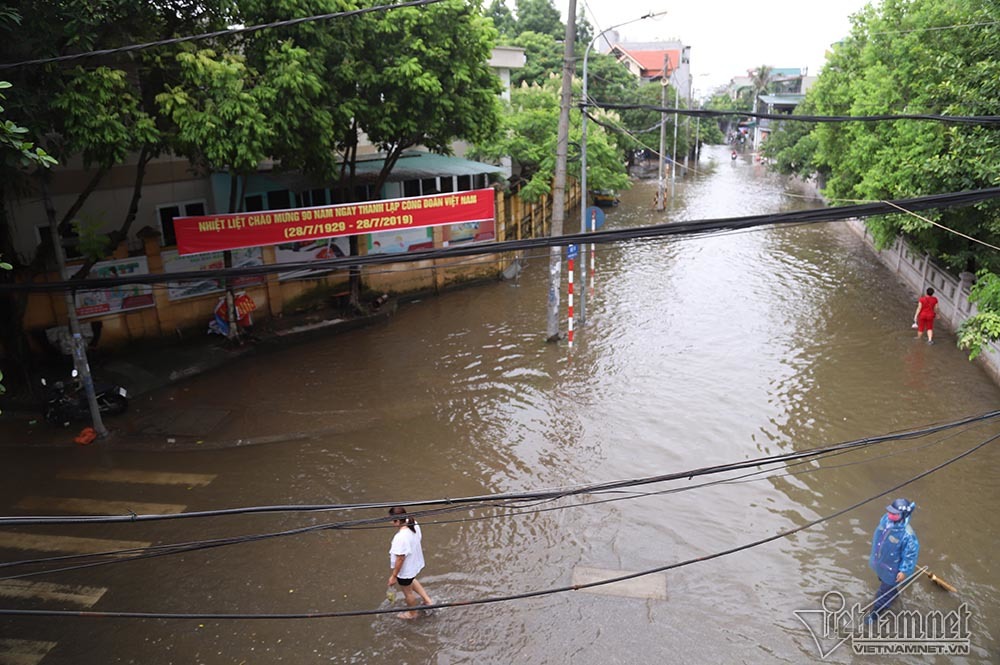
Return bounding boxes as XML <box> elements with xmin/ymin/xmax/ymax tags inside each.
<box><xmin>1</xmin><ymin>409</ymin><xmax>995</xmax><ymax>528</ymax></box>
<box><xmin>589</xmin><ymin>102</ymin><xmax>1000</xmax><ymax>125</ymax></box>
<box><xmin>0</xmin><ymin>0</ymin><xmax>446</xmax><ymax>71</ymax></box>
<box><xmin>0</xmin><ymin>427</ymin><xmax>994</xmax><ymax>620</ymax></box>
<box><xmin>4</xmin><ymin>187</ymin><xmax>1000</xmax><ymax>295</ymax></box>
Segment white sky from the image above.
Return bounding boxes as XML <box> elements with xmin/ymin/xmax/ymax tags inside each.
<box><xmin>573</xmin><ymin>0</ymin><xmax>876</xmax><ymax>95</ymax></box>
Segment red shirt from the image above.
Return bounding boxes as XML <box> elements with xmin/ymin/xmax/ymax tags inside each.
<box><xmin>918</xmin><ymin>295</ymin><xmax>938</xmax><ymax>319</ymax></box>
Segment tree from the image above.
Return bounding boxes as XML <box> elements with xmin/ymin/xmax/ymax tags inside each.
<box><xmin>472</xmin><ymin>76</ymin><xmax>628</xmax><ymax>201</ymax></box>
<box><xmin>761</xmin><ymin>95</ymin><xmax>820</xmax><ymax>178</ymax></box>
<box><xmin>515</xmin><ymin>0</ymin><xmax>563</xmax><ymax>39</ymax></box>
<box><xmin>486</xmin><ymin>0</ymin><xmax>516</xmax><ymax>38</ymax></box>
<box><xmin>1</xmin><ymin>78</ymin><xmax>55</xmax><ymax>408</ymax></box>
<box><xmin>574</xmin><ymin>6</ymin><xmax>592</xmax><ymax>46</ymax></box>
<box><xmin>777</xmin><ymin>0</ymin><xmax>1000</xmax><ymax>355</ymax></box>
<box><xmin>511</xmin><ymin>30</ymin><xmax>564</xmax><ymax>87</ymax></box>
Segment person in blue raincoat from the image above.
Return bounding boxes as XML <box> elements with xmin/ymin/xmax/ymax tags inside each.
<box><xmin>868</xmin><ymin>498</ymin><xmax>919</xmax><ymax>620</ymax></box>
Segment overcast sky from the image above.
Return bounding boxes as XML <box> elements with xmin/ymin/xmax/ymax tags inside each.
<box><xmin>574</xmin><ymin>0</ymin><xmax>876</xmax><ymax>95</ymax></box>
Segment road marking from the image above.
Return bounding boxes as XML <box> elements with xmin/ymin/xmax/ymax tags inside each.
<box><xmin>0</xmin><ymin>580</ymin><xmax>105</xmax><ymax>607</ymax></box>
<box><xmin>0</xmin><ymin>639</ymin><xmax>57</xmax><ymax>665</ymax></box>
<box><xmin>0</xmin><ymin>532</ymin><xmax>150</xmax><ymax>555</ymax></box>
<box><xmin>571</xmin><ymin>566</ymin><xmax>667</xmax><ymax>600</ymax></box>
<box><xmin>55</xmin><ymin>468</ymin><xmax>216</xmax><ymax>486</ymax></box>
<box><xmin>15</xmin><ymin>496</ymin><xmax>186</xmax><ymax>516</ymax></box>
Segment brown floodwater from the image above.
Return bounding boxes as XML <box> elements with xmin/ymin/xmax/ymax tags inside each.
<box><xmin>1</xmin><ymin>145</ymin><xmax>998</xmax><ymax>664</ymax></box>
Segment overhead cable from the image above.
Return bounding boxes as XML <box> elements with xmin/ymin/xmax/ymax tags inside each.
<box><xmin>0</xmin><ymin>428</ymin><xmax>994</xmax><ymax>620</ymax></box>
<box><xmin>0</xmin><ymin>0</ymin><xmax>445</xmax><ymax>71</ymax></box>
<box><xmin>2</xmin><ymin>409</ymin><xmax>996</xmax><ymax>526</ymax></box>
<box><xmin>588</xmin><ymin>101</ymin><xmax>1000</xmax><ymax>126</ymax></box>
<box><xmin>4</xmin><ymin>187</ymin><xmax>1000</xmax><ymax>295</ymax></box>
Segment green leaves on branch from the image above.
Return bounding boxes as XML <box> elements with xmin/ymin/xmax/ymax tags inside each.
<box><xmin>0</xmin><ymin>81</ymin><xmax>57</xmax><ymax>170</ymax></box>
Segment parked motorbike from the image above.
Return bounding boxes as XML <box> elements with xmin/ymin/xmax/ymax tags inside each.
<box><xmin>41</xmin><ymin>370</ymin><xmax>128</xmax><ymax>425</ymax></box>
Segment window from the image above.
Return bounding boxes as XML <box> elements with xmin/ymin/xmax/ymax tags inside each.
<box><xmin>457</xmin><ymin>175</ymin><xmax>472</xmax><ymax>191</ymax></box>
<box><xmin>421</xmin><ymin>178</ymin><xmax>437</xmax><ymax>194</ymax></box>
<box><xmin>244</xmin><ymin>194</ymin><xmax>264</xmax><ymax>212</ymax></box>
<box><xmin>298</xmin><ymin>188</ymin><xmax>327</xmax><ymax>207</ymax></box>
<box><xmin>267</xmin><ymin>189</ymin><xmax>291</xmax><ymax>210</ymax></box>
<box><xmin>438</xmin><ymin>177</ymin><xmax>454</xmax><ymax>193</ymax></box>
<box><xmin>403</xmin><ymin>180</ymin><xmax>421</xmax><ymax>197</ymax></box>
<box><xmin>157</xmin><ymin>201</ymin><xmax>206</xmax><ymax>247</ymax></box>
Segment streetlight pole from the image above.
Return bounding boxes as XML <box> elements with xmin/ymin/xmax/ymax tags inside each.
<box><xmin>580</xmin><ymin>11</ymin><xmax>664</xmax><ymax>324</ymax></box>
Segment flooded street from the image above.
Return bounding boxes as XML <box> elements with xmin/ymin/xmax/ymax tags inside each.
<box><xmin>2</xmin><ymin>145</ymin><xmax>999</xmax><ymax>663</ymax></box>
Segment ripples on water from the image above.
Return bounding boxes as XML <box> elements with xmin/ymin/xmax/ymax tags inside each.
<box><xmin>25</xmin><ymin>146</ymin><xmax>996</xmax><ymax>663</ymax></box>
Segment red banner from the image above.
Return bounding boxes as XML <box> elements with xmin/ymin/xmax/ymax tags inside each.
<box><xmin>174</xmin><ymin>188</ymin><xmax>496</xmax><ymax>256</ymax></box>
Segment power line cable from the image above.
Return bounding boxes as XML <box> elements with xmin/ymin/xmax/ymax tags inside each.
<box><xmin>0</xmin><ymin>427</ymin><xmax>994</xmax><ymax>620</ymax></box>
<box><xmin>2</xmin><ymin>413</ymin><xmax>992</xmax><ymax>581</ymax></box>
<box><xmin>589</xmin><ymin>101</ymin><xmax>1000</xmax><ymax>126</ymax></box>
<box><xmin>2</xmin><ymin>409</ymin><xmax>995</xmax><ymax>528</ymax></box>
<box><xmin>4</xmin><ymin>187</ymin><xmax>999</xmax><ymax>295</ymax></box>
<box><xmin>0</xmin><ymin>0</ymin><xmax>446</xmax><ymax>71</ymax></box>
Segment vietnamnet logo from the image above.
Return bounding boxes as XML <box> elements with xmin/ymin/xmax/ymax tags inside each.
<box><xmin>793</xmin><ymin>578</ymin><xmax>971</xmax><ymax>659</ymax></box>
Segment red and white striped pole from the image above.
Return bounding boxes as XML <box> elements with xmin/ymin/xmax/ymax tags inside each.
<box><xmin>567</xmin><ymin>255</ymin><xmax>575</xmax><ymax>348</ymax></box>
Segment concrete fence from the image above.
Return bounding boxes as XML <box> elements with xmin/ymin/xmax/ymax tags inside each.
<box><xmin>845</xmin><ymin>218</ymin><xmax>1000</xmax><ymax>384</ymax></box>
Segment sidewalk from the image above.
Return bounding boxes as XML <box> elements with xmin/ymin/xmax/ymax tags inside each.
<box><xmin>0</xmin><ymin>300</ymin><xmax>397</xmax><ymax>450</ymax></box>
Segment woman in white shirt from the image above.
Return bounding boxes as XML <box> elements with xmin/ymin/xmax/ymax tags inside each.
<box><xmin>387</xmin><ymin>506</ymin><xmax>433</xmax><ymax>619</ymax></box>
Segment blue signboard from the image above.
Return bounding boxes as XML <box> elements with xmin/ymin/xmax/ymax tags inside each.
<box><xmin>585</xmin><ymin>206</ymin><xmax>606</xmax><ymax>231</ymax></box>
<box><xmin>566</xmin><ymin>244</ymin><xmax>579</xmax><ymax>260</ymax></box>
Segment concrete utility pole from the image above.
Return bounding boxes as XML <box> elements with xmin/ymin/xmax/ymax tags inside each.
<box><xmin>545</xmin><ymin>0</ymin><xmax>577</xmax><ymax>342</ymax></box>
<box><xmin>655</xmin><ymin>54</ymin><xmax>668</xmax><ymax>212</ymax></box>
<box><xmin>579</xmin><ymin>12</ymin><xmax>663</xmax><ymax>326</ymax></box>
<box><xmin>39</xmin><ymin>177</ymin><xmax>108</xmax><ymax>438</ymax></box>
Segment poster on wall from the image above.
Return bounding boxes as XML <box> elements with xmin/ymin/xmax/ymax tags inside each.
<box><xmin>161</xmin><ymin>247</ymin><xmax>265</xmax><ymax>301</ymax></box>
<box><xmin>366</xmin><ymin>227</ymin><xmax>434</xmax><ymax>255</ymax></box>
<box><xmin>65</xmin><ymin>257</ymin><xmax>155</xmax><ymax>318</ymax></box>
<box><xmin>443</xmin><ymin>219</ymin><xmax>495</xmax><ymax>245</ymax></box>
<box><xmin>273</xmin><ymin>237</ymin><xmax>350</xmax><ymax>281</ymax></box>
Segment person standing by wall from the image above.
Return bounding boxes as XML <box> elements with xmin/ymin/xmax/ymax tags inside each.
<box><xmin>867</xmin><ymin>498</ymin><xmax>919</xmax><ymax>622</ymax></box>
<box><xmin>387</xmin><ymin>506</ymin><xmax>433</xmax><ymax>619</ymax></box>
<box><xmin>914</xmin><ymin>287</ymin><xmax>939</xmax><ymax>344</ymax></box>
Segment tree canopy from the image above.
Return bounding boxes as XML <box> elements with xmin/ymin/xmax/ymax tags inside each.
<box><xmin>763</xmin><ymin>0</ymin><xmax>1000</xmax><ymax>356</ymax></box>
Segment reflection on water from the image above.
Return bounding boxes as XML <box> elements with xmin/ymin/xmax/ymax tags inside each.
<box><xmin>2</xmin><ymin>146</ymin><xmax>998</xmax><ymax>663</ymax></box>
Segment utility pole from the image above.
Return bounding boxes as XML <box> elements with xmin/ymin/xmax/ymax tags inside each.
<box><xmin>655</xmin><ymin>53</ymin><xmax>668</xmax><ymax>212</ymax></box>
<box><xmin>39</xmin><ymin>176</ymin><xmax>107</xmax><ymax>438</ymax></box>
<box><xmin>545</xmin><ymin>0</ymin><xmax>577</xmax><ymax>342</ymax></box>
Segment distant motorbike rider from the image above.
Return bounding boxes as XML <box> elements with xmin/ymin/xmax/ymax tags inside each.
<box><xmin>867</xmin><ymin>498</ymin><xmax>919</xmax><ymax>620</ymax></box>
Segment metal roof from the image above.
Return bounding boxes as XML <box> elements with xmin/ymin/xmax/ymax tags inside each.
<box><xmin>759</xmin><ymin>94</ymin><xmax>806</xmax><ymax>106</ymax></box>
<box><xmin>350</xmin><ymin>151</ymin><xmax>504</xmax><ymax>181</ymax></box>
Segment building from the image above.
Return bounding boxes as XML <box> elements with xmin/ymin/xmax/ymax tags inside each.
<box><xmin>607</xmin><ymin>40</ymin><xmax>692</xmax><ymax>101</ymax></box>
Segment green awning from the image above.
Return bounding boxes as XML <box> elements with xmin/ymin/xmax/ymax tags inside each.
<box><xmin>349</xmin><ymin>151</ymin><xmax>504</xmax><ymax>181</ymax></box>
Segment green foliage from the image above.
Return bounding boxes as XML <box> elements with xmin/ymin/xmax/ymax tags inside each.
<box><xmin>808</xmin><ymin>0</ymin><xmax>1000</xmax><ymax>274</ymax></box>
<box><xmin>487</xmin><ymin>0</ymin><xmax>516</xmax><ymax>38</ymax></box>
<box><xmin>515</xmin><ymin>0</ymin><xmax>563</xmax><ymax>39</ymax></box>
<box><xmin>72</xmin><ymin>214</ymin><xmax>112</xmax><ymax>261</ymax></box>
<box><xmin>511</xmin><ymin>31</ymin><xmax>563</xmax><ymax>87</ymax></box>
<box><xmin>762</xmin><ymin>95</ymin><xmax>819</xmax><ymax>177</ymax></box>
<box><xmin>157</xmin><ymin>49</ymin><xmax>273</xmax><ymax>178</ymax></box>
<box><xmin>616</xmin><ymin>82</ymin><xmax>689</xmax><ymax>160</ymax></box>
<box><xmin>472</xmin><ymin>77</ymin><xmax>628</xmax><ymax>202</ymax></box>
<box><xmin>0</xmin><ymin>81</ymin><xmax>57</xmax><ymax>170</ymax></box>
<box><xmin>958</xmin><ymin>271</ymin><xmax>1000</xmax><ymax>359</ymax></box>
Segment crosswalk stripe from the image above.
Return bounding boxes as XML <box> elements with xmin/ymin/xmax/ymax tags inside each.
<box><xmin>0</xmin><ymin>532</ymin><xmax>150</xmax><ymax>555</ymax></box>
<box><xmin>55</xmin><ymin>468</ymin><xmax>216</xmax><ymax>486</ymax></box>
<box><xmin>15</xmin><ymin>496</ymin><xmax>186</xmax><ymax>516</ymax></box>
<box><xmin>0</xmin><ymin>580</ymin><xmax>105</xmax><ymax>607</ymax></box>
<box><xmin>0</xmin><ymin>639</ymin><xmax>57</xmax><ymax>665</ymax></box>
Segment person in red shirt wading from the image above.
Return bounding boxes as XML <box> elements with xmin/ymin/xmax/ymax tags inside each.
<box><xmin>913</xmin><ymin>287</ymin><xmax>939</xmax><ymax>345</ymax></box>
